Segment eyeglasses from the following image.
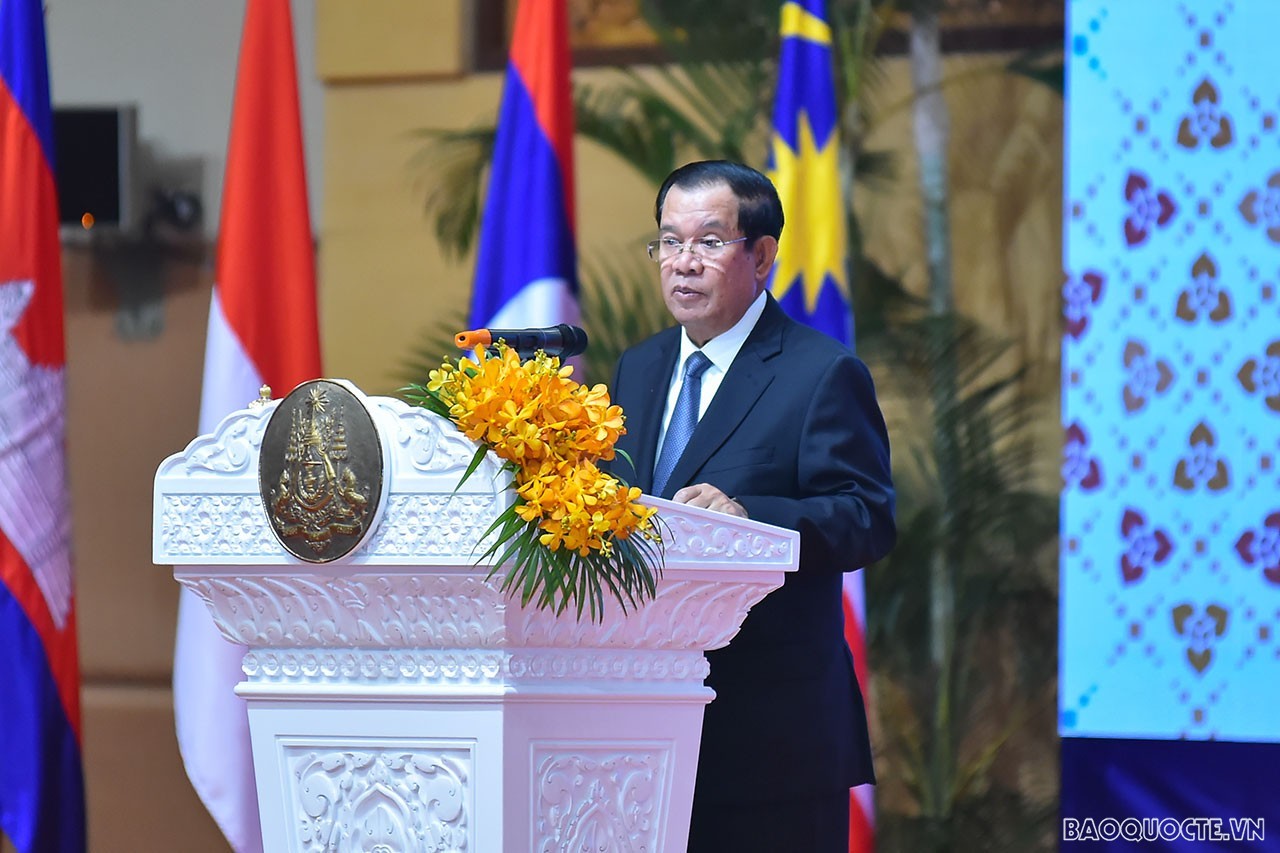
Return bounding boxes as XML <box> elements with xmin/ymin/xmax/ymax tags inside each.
<box><xmin>646</xmin><ymin>235</ymin><xmax>748</xmax><ymax>263</ymax></box>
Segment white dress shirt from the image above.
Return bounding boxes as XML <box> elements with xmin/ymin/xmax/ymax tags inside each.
<box><xmin>654</xmin><ymin>290</ymin><xmax>769</xmax><ymax>463</ymax></box>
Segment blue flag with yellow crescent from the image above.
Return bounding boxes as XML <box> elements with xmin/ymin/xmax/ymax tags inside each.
<box><xmin>766</xmin><ymin>0</ymin><xmax>853</xmax><ymax>349</ymax></box>
<box><xmin>767</xmin><ymin>5</ymin><xmax>874</xmax><ymax>851</ymax></box>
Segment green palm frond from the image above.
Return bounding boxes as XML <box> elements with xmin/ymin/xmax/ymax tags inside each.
<box><xmin>574</xmin><ymin>61</ymin><xmax>772</xmax><ymax>184</ymax></box>
<box><xmin>573</xmin><ymin>80</ymin><xmax>681</xmax><ymax>185</ymax></box>
<box><xmin>1005</xmin><ymin>45</ymin><xmax>1066</xmax><ymax>95</ymax></box>
<box><xmin>407</xmin><ymin>126</ymin><xmax>495</xmax><ymax>260</ymax></box>
<box><xmin>863</xmin><ymin>321</ymin><xmax>1054</xmax><ymax>568</ymax></box>
<box><xmin>861</xmin><ymin>306</ymin><xmax>1057</xmax><ymax>843</ymax></box>
<box><xmin>640</xmin><ymin>0</ymin><xmax>780</xmax><ymax>64</ymax></box>
<box><xmin>396</xmin><ymin>306</ymin><xmax>469</xmax><ymax>389</ymax></box>
<box><xmin>851</xmin><ymin>147</ymin><xmax>898</xmax><ymax>193</ymax></box>
<box><xmin>579</xmin><ymin>250</ymin><xmax>672</xmax><ymax>386</ymax></box>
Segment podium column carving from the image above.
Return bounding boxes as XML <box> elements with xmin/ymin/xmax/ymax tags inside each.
<box><xmin>155</xmin><ymin>393</ymin><xmax>798</xmax><ymax>852</ymax></box>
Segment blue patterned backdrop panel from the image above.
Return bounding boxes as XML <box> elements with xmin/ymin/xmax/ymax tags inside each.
<box><xmin>1062</xmin><ymin>0</ymin><xmax>1280</xmax><ymax>743</ymax></box>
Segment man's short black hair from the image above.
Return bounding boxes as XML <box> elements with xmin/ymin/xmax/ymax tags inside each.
<box><xmin>654</xmin><ymin>160</ymin><xmax>784</xmax><ymax>243</ymax></box>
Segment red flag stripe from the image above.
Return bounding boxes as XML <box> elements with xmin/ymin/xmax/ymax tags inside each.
<box><xmin>0</xmin><ymin>88</ymin><xmax>64</xmax><ymax>365</ymax></box>
<box><xmin>843</xmin><ymin>580</ymin><xmax>874</xmax><ymax>852</ymax></box>
<box><xmin>215</xmin><ymin>0</ymin><xmax>321</xmax><ymax>392</ymax></box>
<box><xmin>0</xmin><ymin>535</ymin><xmax>80</xmax><ymax>739</ymax></box>
<box><xmin>507</xmin><ymin>0</ymin><xmax>575</xmax><ymax>232</ymax></box>
<box><xmin>850</xmin><ymin>786</ymin><xmax>875</xmax><ymax>851</ymax></box>
<box><xmin>842</xmin><ymin>584</ymin><xmax>869</xmax><ymax>702</ymax></box>
<box><xmin>0</xmin><ymin>7</ymin><xmax>78</xmax><ymax>743</ymax></box>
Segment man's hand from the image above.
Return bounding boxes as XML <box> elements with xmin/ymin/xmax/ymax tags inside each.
<box><xmin>671</xmin><ymin>483</ymin><xmax>748</xmax><ymax>518</ymax></box>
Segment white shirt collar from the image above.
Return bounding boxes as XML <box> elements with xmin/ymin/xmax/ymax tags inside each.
<box><xmin>677</xmin><ymin>289</ymin><xmax>768</xmax><ymax>373</ymax></box>
<box><xmin>655</xmin><ymin>290</ymin><xmax>769</xmax><ymax>460</ymax></box>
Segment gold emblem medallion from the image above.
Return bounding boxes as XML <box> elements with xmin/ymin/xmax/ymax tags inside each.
<box><xmin>258</xmin><ymin>379</ymin><xmax>387</xmax><ymax>563</ymax></box>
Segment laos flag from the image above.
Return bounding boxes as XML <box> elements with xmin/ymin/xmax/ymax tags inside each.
<box><xmin>0</xmin><ymin>0</ymin><xmax>87</xmax><ymax>850</ymax></box>
<box><xmin>468</xmin><ymin>0</ymin><xmax>578</xmax><ymax>335</ymax></box>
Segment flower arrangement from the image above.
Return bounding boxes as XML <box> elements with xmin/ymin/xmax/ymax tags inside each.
<box><xmin>404</xmin><ymin>343</ymin><xmax>662</xmax><ymax>619</ymax></box>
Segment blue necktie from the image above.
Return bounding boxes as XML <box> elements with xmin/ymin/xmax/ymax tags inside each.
<box><xmin>652</xmin><ymin>351</ymin><xmax>712</xmax><ymax>496</ymax></box>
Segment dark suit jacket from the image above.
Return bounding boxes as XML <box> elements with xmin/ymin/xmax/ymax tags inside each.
<box><xmin>610</xmin><ymin>295</ymin><xmax>896</xmax><ymax>804</ymax></box>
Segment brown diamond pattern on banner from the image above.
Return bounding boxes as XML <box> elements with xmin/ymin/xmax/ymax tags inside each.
<box><xmin>1172</xmin><ymin>603</ymin><xmax>1229</xmax><ymax>674</ymax></box>
<box><xmin>1064</xmin><ymin>422</ymin><xmax>1103</xmax><ymax>490</ymax></box>
<box><xmin>1124</xmin><ymin>171</ymin><xmax>1178</xmax><ymax>247</ymax></box>
<box><xmin>1175</xmin><ymin>252</ymin><xmax>1232</xmax><ymax>323</ymax></box>
<box><xmin>1120</xmin><ymin>508</ymin><xmax>1174</xmax><ymax>584</ymax></box>
<box><xmin>1063</xmin><ymin>0</ymin><xmax>1280</xmax><ymax>744</ymax></box>
<box><xmin>1064</xmin><ymin>270</ymin><xmax>1105</xmax><ymax>340</ymax></box>
<box><xmin>1234</xmin><ymin>512</ymin><xmax>1280</xmax><ymax>586</ymax></box>
<box><xmin>1173</xmin><ymin>422</ymin><xmax>1230</xmax><ymax>491</ymax></box>
<box><xmin>1238</xmin><ymin>172</ymin><xmax>1280</xmax><ymax>243</ymax></box>
<box><xmin>1176</xmin><ymin>78</ymin><xmax>1234</xmax><ymax>150</ymax></box>
<box><xmin>1122</xmin><ymin>339</ymin><xmax>1175</xmax><ymax>412</ymax></box>
<box><xmin>1237</xmin><ymin>341</ymin><xmax>1280</xmax><ymax>413</ymax></box>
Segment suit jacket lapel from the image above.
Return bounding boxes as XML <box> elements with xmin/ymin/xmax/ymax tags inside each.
<box><xmin>622</xmin><ymin>331</ymin><xmax>679</xmax><ymax>494</ymax></box>
<box><xmin>661</xmin><ymin>298</ymin><xmax>786</xmax><ymax>495</ymax></box>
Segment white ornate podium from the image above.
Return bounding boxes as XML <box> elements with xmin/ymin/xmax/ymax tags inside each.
<box><xmin>153</xmin><ymin>388</ymin><xmax>798</xmax><ymax>853</ymax></box>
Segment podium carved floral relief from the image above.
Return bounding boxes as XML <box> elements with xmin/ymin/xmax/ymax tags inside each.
<box><xmin>154</xmin><ymin>386</ymin><xmax>798</xmax><ymax>853</ymax></box>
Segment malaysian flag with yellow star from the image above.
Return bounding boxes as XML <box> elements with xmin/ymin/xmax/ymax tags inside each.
<box><xmin>766</xmin><ymin>2</ymin><xmax>872</xmax><ymax>850</ymax></box>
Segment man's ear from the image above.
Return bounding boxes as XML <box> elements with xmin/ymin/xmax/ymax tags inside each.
<box><xmin>752</xmin><ymin>235</ymin><xmax>779</xmax><ymax>281</ymax></box>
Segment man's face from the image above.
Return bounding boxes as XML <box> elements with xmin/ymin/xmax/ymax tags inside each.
<box><xmin>656</xmin><ymin>182</ymin><xmax>775</xmax><ymax>346</ymax></box>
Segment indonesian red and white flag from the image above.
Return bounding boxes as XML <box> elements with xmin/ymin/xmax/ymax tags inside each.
<box><xmin>171</xmin><ymin>1</ymin><xmax>321</xmax><ymax>850</ymax></box>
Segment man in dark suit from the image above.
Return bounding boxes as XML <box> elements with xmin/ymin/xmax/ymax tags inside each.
<box><xmin>609</xmin><ymin>160</ymin><xmax>896</xmax><ymax>851</ymax></box>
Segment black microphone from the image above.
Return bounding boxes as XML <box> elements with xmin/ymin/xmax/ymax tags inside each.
<box><xmin>455</xmin><ymin>324</ymin><xmax>589</xmax><ymax>359</ymax></box>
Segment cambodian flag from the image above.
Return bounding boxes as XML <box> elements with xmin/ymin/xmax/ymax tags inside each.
<box><xmin>468</xmin><ymin>0</ymin><xmax>578</xmax><ymax>334</ymax></box>
<box><xmin>0</xmin><ymin>0</ymin><xmax>87</xmax><ymax>850</ymax></box>
<box><xmin>766</xmin><ymin>2</ymin><xmax>872</xmax><ymax>850</ymax></box>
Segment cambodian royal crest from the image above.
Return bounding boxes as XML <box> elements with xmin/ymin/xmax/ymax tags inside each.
<box><xmin>258</xmin><ymin>379</ymin><xmax>387</xmax><ymax>563</ymax></box>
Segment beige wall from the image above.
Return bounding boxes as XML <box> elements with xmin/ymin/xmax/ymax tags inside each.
<box><xmin>319</xmin><ymin>80</ymin><xmax>656</xmax><ymax>392</ymax></box>
<box><xmin>66</xmin><ymin>3</ymin><xmax>1061</xmax><ymax>850</ymax></box>
<box><xmin>856</xmin><ymin>52</ymin><xmax>1063</xmax><ymax>383</ymax></box>
<box><xmin>63</xmin><ymin>246</ymin><xmax>226</xmax><ymax>850</ymax></box>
